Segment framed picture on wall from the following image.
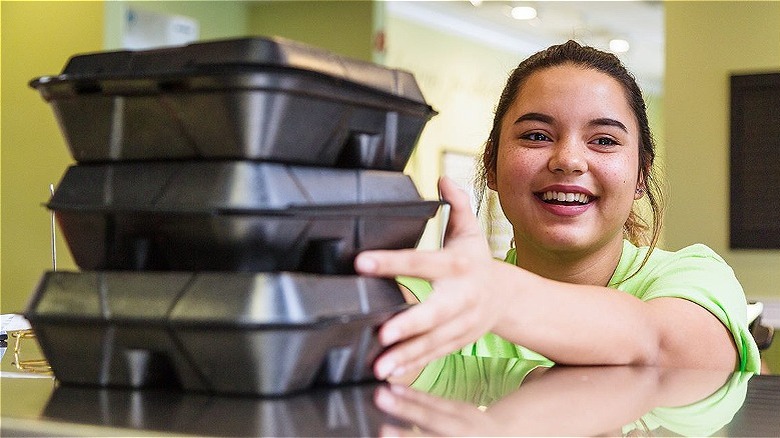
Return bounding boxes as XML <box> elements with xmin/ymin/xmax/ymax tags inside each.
<box><xmin>730</xmin><ymin>72</ymin><xmax>780</xmax><ymax>249</ymax></box>
<box><xmin>122</xmin><ymin>7</ymin><xmax>199</xmax><ymax>49</ymax></box>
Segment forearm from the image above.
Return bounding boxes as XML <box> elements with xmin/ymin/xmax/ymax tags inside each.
<box><xmin>491</xmin><ymin>261</ymin><xmax>660</xmax><ymax>366</ymax></box>
<box><xmin>491</xmin><ymin>261</ymin><xmax>738</xmax><ymax>369</ymax></box>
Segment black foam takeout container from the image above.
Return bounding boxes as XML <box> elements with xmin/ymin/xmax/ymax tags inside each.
<box><xmin>29</xmin><ymin>36</ymin><xmax>436</xmax><ymax>170</ymax></box>
<box><xmin>26</xmin><ymin>271</ymin><xmax>406</xmax><ymax>395</ymax></box>
<box><xmin>49</xmin><ymin>161</ymin><xmax>440</xmax><ymax>273</ymax></box>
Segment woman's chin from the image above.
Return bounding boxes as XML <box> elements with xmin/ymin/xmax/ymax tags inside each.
<box><xmin>526</xmin><ymin>230</ymin><xmax>620</xmax><ymax>257</ymax></box>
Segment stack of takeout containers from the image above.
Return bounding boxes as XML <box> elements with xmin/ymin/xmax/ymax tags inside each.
<box><xmin>25</xmin><ymin>37</ymin><xmax>438</xmax><ymax>395</ymax></box>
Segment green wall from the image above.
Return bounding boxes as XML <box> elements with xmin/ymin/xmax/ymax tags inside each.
<box><xmin>664</xmin><ymin>2</ymin><xmax>780</xmax><ymax>301</ymax></box>
<box><xmin>104</xmin><ymin>1</ymin><xmax>250</xmax><ymax>49</ymax></box>
<box><xmin>1</xmin><ymin>2</ymin><xmax>104</xmax><ymax>314</ymax></box>
<box><xmin>104</xmin><ymin>0</ymin><xmax>376</xmax><ymax>58</ymax></box>
<box><xmin>248</xmin><ymin>1</ymin><xmax>374</xmax><ymax>61</ymax></box>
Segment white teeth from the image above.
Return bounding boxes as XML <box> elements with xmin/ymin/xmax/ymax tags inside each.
<box><xmin>541</xmin><ymin>191</ymin><xmax>591</xmax><ymax>204</ymax></box>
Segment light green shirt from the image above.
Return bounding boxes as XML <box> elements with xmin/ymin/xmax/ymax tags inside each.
<box><xmin>398</xmin><ymin>240</ymin><xmax>761</xmax><ymax>373</ymax></box>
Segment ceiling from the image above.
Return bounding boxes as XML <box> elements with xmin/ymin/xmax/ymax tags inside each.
<box><xmin>385</xmin><ymin>0</ymin><xmax>665</xmax><ymax>93</ymax></box>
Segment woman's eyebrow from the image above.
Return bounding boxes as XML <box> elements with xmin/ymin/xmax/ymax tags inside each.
<box><xmin>589</xmin><ymin>117</ymin><xmax>628</xmax><ymax>132</ymax></box>
<box><xmin>513</xmin><ymin>114</ymin><xmax>629</xmax><ymax>133</ymax></box>
<box><xmin>513</xmin><ymin>112</ymin><xmax>554</xmax><ymax>125</ymax></box>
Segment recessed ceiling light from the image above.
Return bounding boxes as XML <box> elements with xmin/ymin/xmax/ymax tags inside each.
<box><xmin>510</xmin><ymin>6</ymin><xmax>537</xmax><ymax>20</ymax></box>
<box><xmin>609</xmin><ymin>39</ymin><xmax>630</xmax><ymax>53</ymax></box>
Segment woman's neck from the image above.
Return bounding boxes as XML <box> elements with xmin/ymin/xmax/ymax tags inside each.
<box><xmin>513</xmin><ymin>237</ymin><xmax>624</xmax><ymax>287</ymax></box>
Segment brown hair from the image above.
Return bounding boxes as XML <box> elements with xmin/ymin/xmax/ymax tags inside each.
<box><xmin>475</xmin><ymin>40</ymin><xmax>664</xmax><ymax>263</ymax></box>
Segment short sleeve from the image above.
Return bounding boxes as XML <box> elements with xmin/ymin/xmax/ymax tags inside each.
<box><xmin>627</xmin><ymin>244</ymin><xmax>761</xmax><ymax>373</ymax></box>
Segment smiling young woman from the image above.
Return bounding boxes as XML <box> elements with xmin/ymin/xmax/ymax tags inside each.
<box><xmin>354</xmin><ymin>40</ymin><xmax>761</xmax><ymax>381</ymax></box>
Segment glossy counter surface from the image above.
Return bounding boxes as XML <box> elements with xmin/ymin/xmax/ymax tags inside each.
<box><xmin>1</xmin><ymin>334</ymin><xmax>779</xmax><ymax>437</ymax></box>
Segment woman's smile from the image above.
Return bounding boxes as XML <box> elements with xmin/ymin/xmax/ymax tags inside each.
<box><xmin>534</xmin><ymin>184</ymin><xmax>597</xmax><ymax>216</ymax></box>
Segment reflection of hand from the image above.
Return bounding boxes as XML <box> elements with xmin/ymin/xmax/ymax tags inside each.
<box><xmin>375</xmin><ymin>365</ymin><xmax>735</xmax><ymax>437</ymax></box>
<box><xmin>375</xmin><ymin>384</ymin><xmax>497</xmax><ymax>437</ymax></box>
<box><xmin>356</xmin><ymin>177</ymin><xmax>519</xmax><ymax>379</ymax></box>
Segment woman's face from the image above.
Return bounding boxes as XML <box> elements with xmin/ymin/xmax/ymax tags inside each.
<box><xmin>488</xmin><ymin>64</ymin><xmax>642</xmax><ymax>256</ymax></box>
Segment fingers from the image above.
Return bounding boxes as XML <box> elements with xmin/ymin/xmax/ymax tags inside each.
<box><xmin>438</xmin><ymin>177</ymin><xmax>492</xmax><ymax>257</ymax></box>
<box><xmin>354</xmin><ymin>176</ymin><xmax>498</xmax><ymax>382</ymax></box>
<box><xmin>374</xmin><ymin>333</ymin><xmax>462</xmax><ymax>381</ymax></box>
<box><xmin>355</xmin><ymin>248</ymin><xmax>473</xmax><ymax>281</ymax></box>
<box><xmin>374</xmin><ymin>298</ymin><xmax>481</xmax><ymax>379</ymax></box>
<box><xmin>375</xmin><ymin>385</ymin><xmax>482</xmax><ymax>436</ymax></box>
<box><xmin>354</xmin><ymin>176</ymin><xmax>491</xmax><ymax>281</ymax></box>
<box><xmin>438</xmin><ymin>176</ymin><xmax>472</xmax><ymax>211</ymax></box>
<box><xmin>378</xmin><ymin>424</ymin><xmax>420</xmax><ymax>438</ymax></box>
<box><xmin>375</xmin><ymin>385</ymin><xmax>436</xmax><ymax>428</ymax></box>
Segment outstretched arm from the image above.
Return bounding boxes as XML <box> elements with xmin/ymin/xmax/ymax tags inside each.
<box><xmin>355</xmin><ymin>177</ymin><xmax>738</xmax><ymax>379</ymax></box>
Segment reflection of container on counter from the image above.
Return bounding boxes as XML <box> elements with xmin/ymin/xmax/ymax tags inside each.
<box><xmin>42</xmin><ymin>377</ymin><xmax>394</xmax><ymax>436</ymax></box>
<box><xmin>29</xmin><ymin>37</ymin><xmax>436</xmax><ymax>170</ymax></box>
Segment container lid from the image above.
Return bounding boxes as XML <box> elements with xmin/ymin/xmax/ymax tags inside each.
<box><xmin>47</xmin><ymin>161</ymin><xmax>441</xmax><ymax>215</ymax></box>
<box><xmin>27</xmin><ymin>271</ymin><xmax>407</xmax><ymax>327</ymax></box>
<box><xmin>30</xmin><ymin>36</ymin><xmax>429</xmax><ymax>105</ymax></box>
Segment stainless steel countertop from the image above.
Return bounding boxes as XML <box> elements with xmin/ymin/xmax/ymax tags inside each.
<box><xmin>2</xmin><ymin>332</ymin><xmax>779</xmax><ymax>437</ymax></box>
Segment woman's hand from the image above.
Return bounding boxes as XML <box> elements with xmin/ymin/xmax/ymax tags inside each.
<box><xmin>355</xmin><ymin>177</ymin><xmax>514</xmax><ymax>379</ymax></box>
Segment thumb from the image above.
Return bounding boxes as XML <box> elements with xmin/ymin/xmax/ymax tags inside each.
<box><xmin>438</xmin><ymin>177</ymin><xmax>487</xmax><ymax>248</ymax></box>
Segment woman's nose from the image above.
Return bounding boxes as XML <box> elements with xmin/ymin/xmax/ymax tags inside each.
<box><xmin>548</xmin><ymin>139</ymin><xmax>588</xmax><ymax>175</ymax></box>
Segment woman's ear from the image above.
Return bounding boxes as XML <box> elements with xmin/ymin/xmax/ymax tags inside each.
<box><xmin>485</xmin><ymin>140</ymin><xmax>498</xmax><ymax>191</ymax></box>
<box><xmin>634</xmin><ymin>169</ymin><xmax>648</xmax><ymax>200</ymax></box>
<box><xmin>487</xmin><ymin>167</ymin><xmax>497</xmax><ymax>191</ymax></box>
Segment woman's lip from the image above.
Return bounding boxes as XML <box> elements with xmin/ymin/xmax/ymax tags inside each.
<box><xmin>533</xmin><ymin>184</ymin><xmax>596</xmax><ymax>217</ymax></box>
<box><xmin>534</xmin><ymin>195</ymin><xmax>594</xmax><ymax>216</ymax></box>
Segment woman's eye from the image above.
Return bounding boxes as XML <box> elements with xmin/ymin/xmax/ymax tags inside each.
<box><xmin>522</xmin><ymin>132</ymin><xmax>551</xmax><ymax>142</ymax></box>
<box><xmin>593</xmin><ymin>137</ymin><xmax>618</xmax><ymax>146</ymax></box>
